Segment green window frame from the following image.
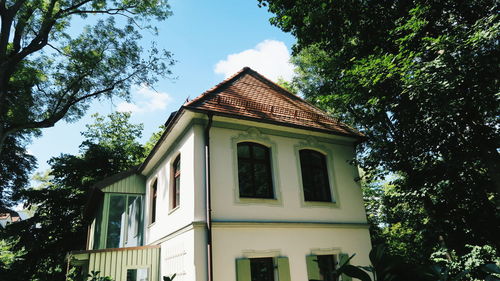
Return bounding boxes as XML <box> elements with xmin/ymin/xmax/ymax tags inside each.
<box><xmin>306</xmin><ymin>253</ymin><xmax>351</xmax><ymax>281</ymax></box>
<box><xmin>150</xmin><ymin>179</ymin><xmax>157</xmax><ymax>224</ymax></box>
<box><xmin>94</xmin><ymin>193</ymin><xmax>144</xmax><ymax>249</ymax></box>
<box><xmin>171</xmin><ymin>155</ymin><xmax>181</xmax><ymax>210</ymax></box>
<box><xmin>299</xmin><ymin>149</ymin><xmax>332</xmax><ymax>202</ymax></box>
<box><xmin>236</xmin><ymin>257</ymin><xmax>290</xmax><ymax>281</ymax></box>
<box><xmin>237</xmin><ymin>142</ymin><xmax>274</xmax><ymax>199</ymax></box>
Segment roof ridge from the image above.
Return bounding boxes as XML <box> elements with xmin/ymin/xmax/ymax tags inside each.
<box><xmin>184</xmin><ymin>67</ymin><xmax>250</xmax><ymax>107</ymax></box>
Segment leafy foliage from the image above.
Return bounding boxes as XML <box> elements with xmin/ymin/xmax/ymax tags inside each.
<box><xmin>87</xmin><ymin>271</ymin><xmax>113</xmax><ymax>281</ymax></box>
<box><xmin>144</xmin><ymin>124</ymin><xmax>165</xmax><ymax>156</ymax></box>
<box><xmin>334</xmin><ymin>245</ymin><xmax>500</xmax><ymax>281</ymax></box>
<box><xmin>0</xmin><ymin>112</ymin><xmax>146</xmax><ymax>281</ymax></box>
<box><xmin>0</xmin><ymin>238</ymin><xmax>25</xmax><ymax>271</ymax></box>
<box><xmin>259</xmin><ymin>0</ymin><xmax>500</xmax><ymax>260</ymax></box>
<box><xmin>0</xmin><ymin>0</ymin><xmax>174</xmax><ymax>208</ymax></box>
<box><xmin>163</xmin><ymin>274</ymin><xmax>176</xmax><ymax>281</ymax></box>
<box><xmin>429</xmin><ymin>245</ymin><xmax>500</xmax><ymax>281</ymax></box>
<box><xmin>0</xmin><ymin>133</ymin><xmax>36</xmax><ymax>207</ymax></box>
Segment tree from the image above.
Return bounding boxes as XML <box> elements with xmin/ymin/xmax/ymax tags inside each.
<box><xmin>0</xmin><ymin>133</ymin><xmax>36</xmax><ymax>207</ymax></box>
<box><xmin>0</xmin><ymin>0</ymin><xmax>174</xmax><ymax>156</ymax></box>
<box><xmin>259</xmin><ymin>0</ymin><xmax>499</xmax><ymax>258</ymax></box>
<box><xmin>0</xmin><ymin>112</ymin><xmax>145</xmax><ymax>281</ymax></box>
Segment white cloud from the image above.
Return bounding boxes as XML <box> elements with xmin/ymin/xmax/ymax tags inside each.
<box><xmin>214</xmin><ymin>40</ymin><xmax>295</xmax><ymax>82</ymax></box>
<box><xmin>116</xmin><ymin>84</ymin><xmax>172</xmax><ymax>114</ymax></box>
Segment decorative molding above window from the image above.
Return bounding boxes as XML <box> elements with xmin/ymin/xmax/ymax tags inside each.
<box><xmin>241</xmin><ymin>249</ymin><xmax>282</xmax><ymax>259</ymax></box>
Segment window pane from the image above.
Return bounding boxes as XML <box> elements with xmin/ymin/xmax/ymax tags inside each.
<box><xmin>254</xmin><ymin>163</ymin><xmax>273</xmax><ymax>198</ymax></box>
<box><xmin>151</xmin><ymin>180</ymin><xmax>157</xmax><ymax>224</ymax></box>
<box><xmin>174</xmin><ymin>176</ymin><xmax>180</xmax><ymax>207</ymax></box>
<box><xmin>174</xmin><ymin>157</ymin><xmax>181</xmax><ymax>172</ymax></box>
<box><xmin>238</xmin><ymin>161</ymin><xmax>254</xmax><ymax>197</ymax></box>
<box><xmin>250</xmin><ymin>258</ymin><xmax>275</xmax><ymax>281</ymax></box>
<box><xmin>106</xmin><ymin>195</ymin><xmax>126</xmax><ymax>248</ymax></box>
<box><xmin>93</xmin><ymin>202</ymin><xmax>103</xmax><ymax>249</ymax></box>
<box><xmin>300</xmin><ymin>150</ymin><xmax>332</xmax><ymax>202</ymax></box>
<box><xmin>237</xmin><ymin>142</ymin><xmax>274</xmax><ymax>199</ymax></box>
<box><xmin>238</xmin><ymin>143</ymin><xmax>251</xmax><ymax>158</ymax></box>
<box><xmin>317</xmin><ymin>255</ymin><xmax>337</xmax><ymax>281</ymax></box>
<box><xmin>126</xmin><ymin>196</ymin><xmax>143</xmax><ymax>247</ymax></box>
<box><xmin>253</xmin><ymin>145</ymin><xmax>267</xmax><ymax>160</ymax></box>
<box><xmin>127</xmin><ymin>268</ymin><xmax>149</xmax><ymax>281</ymax></box>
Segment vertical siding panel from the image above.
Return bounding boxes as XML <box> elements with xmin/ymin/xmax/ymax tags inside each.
<box><xmin>120</xmin><ymin>250</ymin><xmax>125</xmax><ymax>281</ymax></box>
<box><xmin>104</xmin><ymin>252</ymin><xmax>111</xmax><ymax>276</ymax></box>
<box><xmin>81</xmin><ymin>246</ymin><xmax>160</xmax><ymax>281</ymax></box>
<box><xmin>132</xmin><ymin>250</ymin><xmax>137</xmax><ymax>267</ymax></box>
<box><xmin>89</xmin><ymin>253</ymin><xmax>96</xmax><ymax>272</ymax></box>
<box><xmin>114</xmin><ymin>251</ymin><xmax>120</xmax><ymax>281</ymax></box>
<box><xmin>127</xmin><ymin>249</ymin><xmax>132</xmax><ymax>267</ymax></box>
<box><xmin>153</xmin><ymin>248</ymin><xmax>159</xmax><ymax>281</ymax></box>
<box><xmin>111</xmin><ymin>251</ymin><xmax>117</xmax><ymax>279</ymax></box>
<box><xmin>142</xmin><ymin>247</ymin><xmax>147</xmax><ymax>265</ymax></box>
<box><xmin>96</xmin><ymin>252</ymin><xmax>102</xmax><ymax>273</ymax></box>
<box><xmin>146</xmin><ymin>248</ymin><xmax>151</xmax><ymax>265</ymax></box>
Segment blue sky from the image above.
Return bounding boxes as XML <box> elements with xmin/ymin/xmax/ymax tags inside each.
<box><xmin>27</xmin><ymin>0</ymin><xmax>296</xmax><ymax>174</ymax></box>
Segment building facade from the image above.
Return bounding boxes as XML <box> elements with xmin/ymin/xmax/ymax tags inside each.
<box><xmin>68</xmin><ymin>67</ymin><xmax>372</xmax><ymax>281</ymax></box>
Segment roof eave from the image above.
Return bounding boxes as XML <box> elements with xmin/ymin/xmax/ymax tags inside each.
<box><xmin>183</xmin><ymin>106</ymin><xmax>366</xmax><ymax>142</ymax></box>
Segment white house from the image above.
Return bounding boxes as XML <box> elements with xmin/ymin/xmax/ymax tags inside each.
<box><xmin>68</xmin><ymin>67</ymin><xmax>372</xmax><ymax>281</ymax></box>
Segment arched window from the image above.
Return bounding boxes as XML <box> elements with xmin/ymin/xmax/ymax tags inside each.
<box><xmin>171</xmin><ymin>154</ymin><xmax>181</xmax><ymax>209</ymax></box>
<box><xmin>299</xmin><ymin>149</ymin><xmax>332</xmax><ymax>202</ymax></box>
<box><xmin>150</xmin><ymin>179</ymin><xmax>157</xmax><ymax>224</ymax></box>
<box><xmin>237</xmin><ymin>142</ymin><xmax>274</xmax><ymax>199</ymax></box>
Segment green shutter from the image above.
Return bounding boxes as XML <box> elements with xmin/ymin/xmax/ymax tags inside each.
<box><xmin>236</xmin><ymin>258</ymin><xmax>251</xmax><ymax>281</ymax></box>
<box><xmin>277</xmin><ymin>257</ymin><xmax>291</xmax><ymax>281</ymax></box>
<box><xmin>339</xmin><ymin>253</ymin><xmax>352</xmax><ymax>281</ymax></box>
<box><xmin>306</xmin><ymin>255</ymin><xmax>320</xmax><ymax>281</ymax></box>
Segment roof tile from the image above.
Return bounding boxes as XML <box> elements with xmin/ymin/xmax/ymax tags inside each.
<box><xmin>185</xmin><ymin>67</ymin><xmax>363</xmax><ymax>138</ymax></box>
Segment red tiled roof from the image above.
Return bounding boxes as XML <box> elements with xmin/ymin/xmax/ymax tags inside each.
<box><xmin>184</xmin><ymin>67</ymin><xmax>363</xmax><ymax>138</ymax></box>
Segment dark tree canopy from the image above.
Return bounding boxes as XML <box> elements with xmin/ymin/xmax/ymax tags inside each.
<box><xmin>0</xmin><ymin>112</ymin><xmax>147</xmax><ymax>281</ymax></box>
<box><xmin>0</xmin><ymin>0</ymin><xmax>174</xmax><ymax>207</ymax></box>
<box><xmin>259</xmin><ymin>0</ymin><xmax>499</xmax><ymax>258</ymax></box>
<box><xmin>0</xmin><ymin>133</ymin><xmax>36</xmax><ymax>207</ymax></box>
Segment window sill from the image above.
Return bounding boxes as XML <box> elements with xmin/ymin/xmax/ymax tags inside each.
<box><xmin>147</xmin><ymin>222</ymin><xmax>156</xmax><ymax>228</ymax></box>
<box><xmin>236</xmin><ymin>197</ymin><xmax>282</xmax><ymax>206</ymax></box>
<box><xmin>301</xmin><ymin>201</ymin><xmax>339</xmax><ymax>208</ymax></box>
<box><xmin>168</xmin><ymin>206</ymin><xmax>180</xmax><ymax>215</ymax></box>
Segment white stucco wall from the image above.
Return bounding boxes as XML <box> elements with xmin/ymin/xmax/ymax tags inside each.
<box><xmin>139</xmin><ymin>113</ymin><xmax>371</xmax><ymax>281</ymax></box>
<box><xmin>209</xmin><ymin>124</ymin><xmax>367</xmax><ymax>223</ymax></box>
<box><xmin>145</xmin><ymin>126</ymin><xmax>199</xmax><ymax>244</ymax></box>
<box><xmin>160</xmin><ymin>226</ymin><xmax>207</xmax><ymax>281</ymax></box>
<box><xmin>212</xmin><ymin>225</ymin><xmax>372</xmax><ymax>281</ymax></box>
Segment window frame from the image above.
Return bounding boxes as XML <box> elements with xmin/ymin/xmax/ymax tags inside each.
<box><xmin>94</xmin><ymin>193</ymin><xmax>144</xmax><ymax>249</ymax></box>
<box><xmin>236</xmin><ymin>251</ymin><xmax>291</xmax><ymax>281</ymax></box>
<box><xmin>306</xmin><ymin>248</ymin><xmax>350</xmax><ymax>281</ymax></box>
<box><xmin>237</xmin><ymin>142</ymin><xmax>274</xmax><ymax>199</ymax></box>
<box><xmin>149</xmin><ymin>178</ymin><xmax>158</xmax><ymax>225</ymax></box>
<box><xmin>250</xmin><ymin>257</ymin><xmax>276</xmax><ymax>281</ymax></box>
<box><xmin>123</xmin><ymin>266</ymin><xmax>151</xmax><ymax>281</ymax></box>
<box><xmin>299</xmin><ymin>149</ymin><xmax>333</xmax><ymax>202</ymax></box>
<box><xmin>170</xmin><ymin>154</ymin><xmax>181</xmax><ymax>212</ymax></box>
<box><xmin>231</xmin><ymin>128</ymin><xmax>282</xmax><ymax>206</ymax></box>
<box><xmin>294</xmin><ymin>139</ymin><xmax>339</xmax><ymax>208</ymax></box>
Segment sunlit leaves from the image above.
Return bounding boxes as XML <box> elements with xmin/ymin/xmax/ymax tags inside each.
<box><xmin>260</xmin><ymin>0</ymin><xmax>500</xmax><ymax>262</ymax></box>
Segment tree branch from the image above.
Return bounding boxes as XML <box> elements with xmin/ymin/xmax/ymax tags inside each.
<box><xmin>0</xmin><ymin>0</ymin><xmax>6</xmax><ymax>13</ymax></box>
<box><xmin>0</xmin><ymin>8</ymin><xmax>13</xmax><ymax>57</ymax></box>
<box><xmin>64</xmin><ymin>7</ymin><xmax>138</xmax><ymax>17</ymax></box>
<box><xmin>4</xmin><ymin>65</ymin><xmax>146</xmax><ymax>134</ymax></box>
<box><xmin>8</xmin><ymin>0</ymin><xmax>29</xmax><ymax>15</ymax></box>
<box><xmin>12</xmin><ymin>5</ymin><xmax>35</xmax><ymax>54</ymax></box>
